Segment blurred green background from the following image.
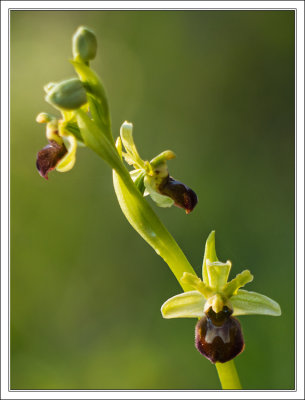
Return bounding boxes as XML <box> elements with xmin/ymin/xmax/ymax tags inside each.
<box><xmin>10</xmin><ymin>10</ymin><xmax>295</xmax><ymax>390</ymax></box>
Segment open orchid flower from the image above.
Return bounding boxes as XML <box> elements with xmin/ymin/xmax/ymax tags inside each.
<box><xmin>161</xmin><ymin>231</ymin><xmax>281</xmax><ymax>363</ymax></box>
<box><xmin>36</xmin><ymin>113</ymin><xmax>78</xmax><ymax>180</ymax></box>
<box><xmin>119</xmin><ymin>121</ymin><xmax>198</xmax><ymax>214</ymax></box>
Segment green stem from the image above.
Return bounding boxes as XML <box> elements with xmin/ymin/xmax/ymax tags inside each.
<box><xmin>215</xmin><ymin>360</ymin><xmax>242</xmax><ymax>389</ymax></box>
<box><xmin>112</xmin><ymin>165</ymin><xmax>197</xmax><ymax>291</ymax></box>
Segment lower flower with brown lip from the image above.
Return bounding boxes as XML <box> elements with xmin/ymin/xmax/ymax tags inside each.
<box><xmin>161</xmin><ymin>231</ymin><xmax>281</xmax><ymax>364</ymax></box>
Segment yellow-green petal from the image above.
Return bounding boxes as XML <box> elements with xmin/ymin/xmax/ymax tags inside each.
<box><xmin>206</xmin><ymin>260</ymin><xmax>231</xmax><ymax>291</ymax></box>
<box><xmin>202</xmin><ymin>231</ymin><xmax>219</xmax><ymax>285</ymax></box>
<box><xmin>161</xmin><ymin>291</ymin><xmax>206</xmax><ymax>319</ymax></box>
<box><xmin>56</xmin><ymin>133</ymin><xmax>77</xmax><ymax>172</ymax></box>
<box><xmin>180</xmin><ymin>272</ymin><xmax>213</xmax><ymax>298</ymax></box>
<box><xmin>120</xmin><ymin>121</ymin><xmax>145</xmax><ymax>169</ymax></box>
<box><xmin>231</xmin><ymin>289</ymin><xmax>281</xmax><ymax>316</ymax></box>
<box><xmin>223</xmin><ymin>270</ymin><xmax>253</xmax><ymax>297</ymax></box>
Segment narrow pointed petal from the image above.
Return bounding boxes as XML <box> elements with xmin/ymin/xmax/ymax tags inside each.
<box><xmin>231</xmin><ymin>289</ymin><xmax>281</xmax><ymax>316</ymax></box>
<box><xmin>223</xmin><ymin>270</ymin><xmax>253</xmax><ymax>297</ymax></box>
<box><xmin>150</xmin><ymin>150</ymin><xmax>176</xmax><ymax>168</ymax></box>
<box><xmin>180</xmin><ymin>272</ymin><xmax>213</xmax><ymax>298</ymax></box>
<box><xmin>161</xmin><ymin>291</ymin><xmax>206</xmax><ymax>319</ymax></box>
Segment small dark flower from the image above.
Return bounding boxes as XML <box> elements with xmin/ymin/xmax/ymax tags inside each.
<box><xmin>195</xmin><ymin>306</ymin><xmax>244</xmax><ymax>363</ymax></box>
<box><xmin>119</xmin><ymin>121</ymin><xmax>198</xmax><ymax>213</ymax></box>
<box><xmin>36</xmin><ymin>140</ymin><xmax>67</xmax><ymax>180</ymax></box>
<box><xmin>36</xmin><ymin>115</ymin><xmax>78</xmax><ymax>180</ymax></box>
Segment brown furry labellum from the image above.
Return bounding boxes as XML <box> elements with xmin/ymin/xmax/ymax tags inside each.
<box><xmin>158</xmin><ymin>176</ymin><xmax>198</xmax><ymax>214</ymax></box>
<box><xmin>195</xmin><ymin>306</ymin><xmax>245</xmax><ymax>363</ymax></box>
<box><xmin>36</xmin><ymin>140</ymin><xmax>67</xmax><ymax>180</ymax></box>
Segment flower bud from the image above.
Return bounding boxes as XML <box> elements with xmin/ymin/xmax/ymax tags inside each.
<box><xmin>36</xmin><ymin>112</ymin><xmax>56</xmax><ymax>124</ymax></box>
<box><xmin>45</xmin><ymin>78</ymin><xmax>87</xmax><ymax>110</ymax></box>
<box><xmin>72</xmin><ymin>26</ymin><xmax>97</xmax><ymax>62</ymax></box>
<box><xmin>158</xmin><ymin>176</ymin><xmax>198</xmax><ymax>214</ymax></box>
<box><xmin>195</xmin><ymin>306</ymin><xmax>244</xmax><ymax>363</ymax></box>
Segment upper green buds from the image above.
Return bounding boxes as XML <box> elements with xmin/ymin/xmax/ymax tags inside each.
<box><xmin>72</xmin><ymin>26</ymin><xmax>97</xmax><ymax>62</ymax></box>
<box><xmin>45</xmin><ymin>78</ymin><xmax>87</xmax><ymax>110</ymax></box>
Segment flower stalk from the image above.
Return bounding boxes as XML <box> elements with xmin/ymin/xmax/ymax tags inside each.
<box><xmin>216</xmin><ymin>360</ymin><xmax>242</xmax><ymax>390</ymax></box>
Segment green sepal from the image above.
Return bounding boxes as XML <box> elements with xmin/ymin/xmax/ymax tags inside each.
<box><xmin>202</xmin><ymin>231</ymin><xmax>219</xmax><ymax>285</ymax></box>
<box><xmin>231</xmin><ymin>289</ymin><xmax>281</xmax><ymax>316</ymax></box>
<box><xmin>120</xmin><ymin>122</ymin><xmax>145</xmax><ymax>169</ymax></box>
<box><xmin>150</xmin><ymin>150</ymin><xmax>176</xmax><ymax>168</ymax></box>
<box><xmin>161</xmin><ymin>291</ymin><xmax>206</xmax><ymax>319</ymax></box>
<box><xmin>130</xmin><ymin>169</ymin><xmax>146</xmax><ymax>195</ymax></box>
<box><xmin>180</xmin><ymin>272</ymin><xmax>213</xmax><ymax>298</ymax></box>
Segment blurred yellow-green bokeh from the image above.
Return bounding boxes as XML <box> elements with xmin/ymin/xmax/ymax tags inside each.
<box><xmin>10</xmin><ymin>10</ymin><xmax>295</xmax><ymax>390</ymax></box>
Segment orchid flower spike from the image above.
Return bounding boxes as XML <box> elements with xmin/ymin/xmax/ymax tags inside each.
<box><xmin>161</xmin><ymin>231</ymin><xmax>281</xmax><ymax>363</ymax></box>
